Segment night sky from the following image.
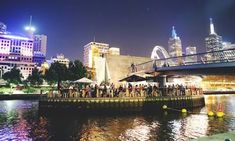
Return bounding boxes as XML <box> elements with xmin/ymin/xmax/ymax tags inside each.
<box><xmin>1</xmin><ymin>0</ymin><xmax>235</xmax><ymax>61</ymax></box>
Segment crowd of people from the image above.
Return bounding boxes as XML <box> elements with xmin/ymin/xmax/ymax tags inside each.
<box><xmin>47</xmin><ymin>83</ymin><xmax>203</xmax><ymax>98</ymax></box>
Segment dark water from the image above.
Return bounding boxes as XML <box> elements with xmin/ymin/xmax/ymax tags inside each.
<box><xmin>0</xmin><ymin>95</ymin><xmax>235</xmax><ymax>141</ymax></box>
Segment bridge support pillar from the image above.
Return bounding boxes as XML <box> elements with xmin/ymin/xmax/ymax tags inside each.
<box><xmin>159</xmin><ymin>75</ymin><xmax>167</xmax><ymax>87</ymax></box>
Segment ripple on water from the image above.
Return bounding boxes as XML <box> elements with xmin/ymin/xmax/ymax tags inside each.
<box><xmin>119</xmin><ymin>120</ymin><xmax>159</xmax><ymax>141</ymax></box>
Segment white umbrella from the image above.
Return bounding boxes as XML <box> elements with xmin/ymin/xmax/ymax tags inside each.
<box><xmin>0</xmin><ymin>79</ymin><xmax>7</xmax><ymax>86</ymax></box>
<box><xmin>74</xmin><ymin>77</ymin><xmax>93</xmax><ymax>83</ymax></box>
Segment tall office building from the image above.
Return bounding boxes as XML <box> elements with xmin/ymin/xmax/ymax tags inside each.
<box><xmin>0</xmin><ymin>22</ymin><xmax>35</xmax><ymax>79</ymax></box>
<box><xmin>168</xmin><ymin>26</ymin><xmax>183</xmax><ymax>65</ymax></box>
<box><xmin>33</xmin><ymin>34</ymin><xmax>47</xmax><ymax>65</ymax></box>
<box><xmin>83</xmin><ymin>41</ymin><xmax>121</xmax><ymax>80</ymax></box>
<box><xmin>205</xmin><ymin>18</ymin><xmax>223</xmax><ymax>52</ymax></box>
<box><xmin>168</xmin><ymin>26</ymin><xmax>182</xmax><ymax>57</ymax></box>
<box><xmin>83</xmin><ymin>42</ymin><xmax>121</xmax><ymax>68</ymax></box>
<box><xmin>0</xmin><ymin>20</ymin><xmax>47</xmax><ymax>79</ymax></box>
<box><xmin>185</xmin><ymin>46</ymin><xmax>197</xmax><ymax>63</ymax></box>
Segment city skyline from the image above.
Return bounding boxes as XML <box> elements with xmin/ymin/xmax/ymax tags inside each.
<box><xmin>1</xmin><ymin>0</ymin><xmax>235</xmax><ymax>60</ymax></box>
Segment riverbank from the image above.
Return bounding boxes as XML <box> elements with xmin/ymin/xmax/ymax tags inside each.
<box><xmin>0</xmin><ymin>94</ymin><xmax>45</xmax><ymax>100</ymax></box>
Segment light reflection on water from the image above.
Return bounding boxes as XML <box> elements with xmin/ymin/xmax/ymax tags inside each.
<box><xmin>0</xmin><ymin>95</ymin><xmax>235</xmax><ymax>140</ymax></box>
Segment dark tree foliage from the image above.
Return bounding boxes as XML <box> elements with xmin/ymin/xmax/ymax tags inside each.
<box><xmin>44</xmin><ymin>60</ymin><xmax>87</xmax><ymax>84</ymax></box>
<box><xmin>67</xmin><ymin>60</ymin><xmax>87</xmax><ymax>81</ymax></box>
<box><xmin>2</xmin><ymin>66</ymin><xmax>22</xmax><ymax>84</ymax></box>
<box><xmin>27</xmin><ymin>67</ymin><xmax>43</xmax><ymax>86</ymax></box>
<box><xmin>44</xmin><ymin>62</ymin><xmax>68</xmax><ymax>84</ymax></box>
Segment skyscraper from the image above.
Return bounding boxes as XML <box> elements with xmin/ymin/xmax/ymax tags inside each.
<box><xmin>205</xmin><ymin>18</ymin><xmax>223</xmax><ymax>52</ymax></box>
<box><xmin>168</xmin><ymin>26</ymin><xmax>183</xmax><ymax>64</ymax></box>
<box><xmin>185</xmin><ymin>46</ymin><xmax>197</xmax><ymax>63</ymax></box>
<box><xmin>0</xmin><ymin>19</ymin><xmax>47</xmax><ymax>79</ymax></box>
<box><xmin>168</xmin><ymin>26</ymin><xmax>182</xmax><ymax>57</ymax></box>
<box><xmin>0</xmin><ymin>22</ymin><xmax>35</xmax><ymax>79</ymax></box>
<box><xmin>24</xmin><ymin>16</ymin><xmax>47</xmax><ymax>66</ymax></box>
<box><xmin>83</xmin><ymin>42</ymin><xmax>120</xmax><ymax>68</ymax></box>
<box><xmin>33</xmin><ymin>34</ymin><xmax>47</xmax><ymax>65</ymax></box>
<box><xmin>83</xmin><ymin>42</ymin><xmax>110</xmax><ymax>68</ymax></box>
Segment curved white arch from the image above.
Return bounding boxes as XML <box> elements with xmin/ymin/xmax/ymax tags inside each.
<box><xmin>151</xmin><ymin>45</ymin><xmax>170</xmax><ymax>59</ymax></box>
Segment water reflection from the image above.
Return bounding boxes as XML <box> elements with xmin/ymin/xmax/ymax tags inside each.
<box><xmin>0</xmin><ymin>95</ymin><xmax>235</xmax><ymax>140</ymax></box>
<box><xmin>0</xmin><ymin>100</ymin><xmax>50</xmax><ymax>140</ymax></box>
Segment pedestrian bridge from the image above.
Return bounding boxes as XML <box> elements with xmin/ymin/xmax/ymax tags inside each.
<box><xmin>129</xmin><ymin>48</ymin><xmax>235</xmax><ymax>75</ymax></box>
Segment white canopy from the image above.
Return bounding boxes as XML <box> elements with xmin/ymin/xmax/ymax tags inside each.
<box><xmin>74</xmin><ymin>77</ymin><xmax>93</xmax><ymax>83</ymax></box>
<box><xmin>0</xmin><ymin>79</ymin><xmax>7</xmax><ymax>86</ymax></box>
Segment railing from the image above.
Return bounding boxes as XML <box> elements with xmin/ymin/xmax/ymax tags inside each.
<box><xmin>45</xmin><ymin>87</ymin><xmax>203</xmax><ymax>99</ymax></box>
<box><xmin>128</xmin><ymin>48</ymin><xmax>235</xmax><ymax>74</ymax></box>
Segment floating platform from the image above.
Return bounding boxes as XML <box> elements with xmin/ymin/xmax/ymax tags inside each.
<box><xmin>39</xmin><ymin>96</ymin><xmax>205</xmax><ymax>113</ymax></box>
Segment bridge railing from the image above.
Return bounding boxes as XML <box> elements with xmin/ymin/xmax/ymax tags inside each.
<box><xmin>129</xmin><ymin>48</ymin><xmax>235</xmax><ymax>74</ymax></box>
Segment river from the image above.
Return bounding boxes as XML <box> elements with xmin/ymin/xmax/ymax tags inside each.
<box><xmin>0</xmin><ymin>95</ymin><xmax>235</xmax><ymax>141</ymax></box>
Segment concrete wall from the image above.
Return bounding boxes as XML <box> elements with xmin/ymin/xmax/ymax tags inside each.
<box><xmin>94</xmin><ymin>56</ymin><xmax>106</xmax><ymax>84</ymax></box>
<box><xmin>106</xmin><ymin>55</ymin><xmax>151</xmax><ymax>85</ymax></box>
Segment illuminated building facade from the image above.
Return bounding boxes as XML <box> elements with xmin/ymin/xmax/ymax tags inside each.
<box><xmin>168</xmin><ymin>26</ymin><xmax>183</xmax><ymax>64</ymax></box>
<box><xmin>83</xmin><ymin>41</ymin><xmax>121</xmax><ymax>81</ymax></box>
<box><xmin>185</xmin><ymin>46</ymin><xmax>197</xmax><ymax>63</ymax></box>
<box><xmin>0</xmin><ymin>23</ymin><xmax>35</xmax><ymax>79</ymax></box>
<box><xmin>33</xmin><ymin>34</ymin><xmax>47</xmax><ymax>65</ymax></box>
<box><xmin>50</xmin><ymin>54</ymin><xmax>70</xmax><ymax>68</ymax></box>
<box><xmin>83</xmin><ymin>42</ymin><xmax>120</xmax><ymax>68</ymax></box>
<box><xmin>83</xmin><ymin>42</ymin><xmax>110</xmax><ymax>68</ymax></box>
<box><xmin>205</xmin><ymin>18</ymin><xmax>223</xmax><ymax>52</ymax></box>
<box><xmin>0</xmin><ymin>20</ymin><xmax>47</xmax><ymax>79</ymax></box>
<box><xmin>168</xmin><ymin>26</ymin><xmax>182</xmax><ymax>57</ymax></box>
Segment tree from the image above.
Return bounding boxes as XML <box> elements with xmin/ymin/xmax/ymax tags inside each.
<box><xmin>44</xmin><ymin>62</ymin><xmax>68</xmax><ymax>84</ymax></box>
<box><xmin>67</xmin><ymin>60</ymin><xmax>87</xmax><ymax>81</ymax></box>
<box><xmin>27</xmin><ymin>67</ymin><xmax>43</xmax><ymax>86</ymax></box>
<box><xmin>44</xmin><ymin>60</ymin><xmax>87</xmax><ymax>85</ymax></box>
<box><xmin>2</xmin><ymin>66</ymin><xmax>22</xmax><ymax>84</ymax></box>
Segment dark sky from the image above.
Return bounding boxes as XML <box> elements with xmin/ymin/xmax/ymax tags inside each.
<box><xmin>1</xmin><ymin>0</ymin><xmax>235</xmax><ymax>61</ymax></box>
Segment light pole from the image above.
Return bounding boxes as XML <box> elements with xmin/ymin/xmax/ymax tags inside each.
<box><xmin>0</xmin><ymin>68</ymin><xmax>3</xmax><ymax>79</ymax></box>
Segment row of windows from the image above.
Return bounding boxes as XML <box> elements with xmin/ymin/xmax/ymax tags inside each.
<box><xmin>22</xmin><ymin>43</ymin><xmax>33</xmax><ymax>46</ymax></box>
<box><xmin>0</xmin><ymin>65</ymin><xmax>33</xmax><ymax>71</ymax></box>
<box><xmin>1</xmin><ymin>44</ymin><xmax>10</xmax><ymax>46</ymax></box>
<box><xmin>10</xmin><ymin>50</ymin><xmax>20</xmax><ymax>54</ymax></box>
<box><xmin>0</xmin><ymin>56</ymin><xmax>7</xmax><ymax>58</ymax></box>
<box><xmin>11</xmin><ymin>40</ymin><xmax>21</xmax><ymax>46</ymax></box>
<box><xmin>21</xmin><ymin>58</ymin><xmax>32</xmax><ymax>61</ymax></box>
<box><xmin>22</xmin><ymin>45</ymin><xmax>33</xmax><ymax>48</ymax></box>
<box><xmin>0</xmin><ymin>47</ymin><xmax>9</xmax><ymax>49</ymax></box>
<box><xmin>1</xmin><ymin>40</ymin><xmax>10</xmax><ymax>43</ymax></box>
<box><xmin>55</xmin><ymin>60</ymin><xmax>69</xmax><ymax>63</ymax></box>
<box><xmin>0</xmin><ymin>44</ymin><xmax>32</xmax><ymax>48</ymax></box>
<box><xmin>8</xmin><ymin>56</ymin><xmax>18</xmax><ymax>59</ymax></box>
<box><xmin>20</xmin><ymin>67</ymin><xmax>32</xmax><ymax>70</ymax></box>
<box><xmin>0</xmin><ymin>56</ymin><xmax>32</xmax><ymax>61</ymax></box>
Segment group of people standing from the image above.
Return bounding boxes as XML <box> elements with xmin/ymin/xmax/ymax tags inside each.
<box><xmin>47</xmin><ymin>83</ymin><xmax>202</xmax><ymax>98</ymax></box>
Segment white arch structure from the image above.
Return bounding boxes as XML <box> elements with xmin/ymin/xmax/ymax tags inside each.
<box><xmin>151</xmin><ymin>45</ymin><xmax>170</xmax><ymax>60</ymax></box>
